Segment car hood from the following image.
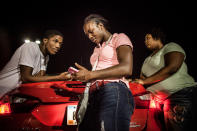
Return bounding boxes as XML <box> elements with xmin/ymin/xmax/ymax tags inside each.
<box><xmin>17</xmin><ymin>81</ymin><xmax>85</xmax><ymax>103</ymax></box>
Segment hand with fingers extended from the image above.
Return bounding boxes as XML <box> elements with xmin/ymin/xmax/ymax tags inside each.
<box><xmin>133</xmin><ymin>79</ymin><xmax>145</xmax><ymax>85</ymax></box>
<box><xmin>58</xmin><ymin>72</ymin><xmax>72</xmax><ymax>81</ymax></box>
<box><xmin>72</xmin><ymin>63</ymin><xmax>92</xmax><ymax>82</ymax></box>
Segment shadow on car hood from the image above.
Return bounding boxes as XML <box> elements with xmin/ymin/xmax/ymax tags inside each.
<box><xmin>18</xmin><ymin>81</ymin><xmax>85</xmax><ymax>103</ymax></box>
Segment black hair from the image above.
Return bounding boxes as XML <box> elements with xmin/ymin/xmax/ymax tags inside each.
<box><xmin>84</xmin><ymin>14</ymin><xmax>111</xmax><ymax>31</ymax></box>
<box><xmin>147</xmin><ymin>27</ymin><xmax>166</xmax><ymax>44</ymax></box>
<box><xmin>42</xmin><ymin>29</ymin><xmax>64</xmax><ymax>39</ymax></box>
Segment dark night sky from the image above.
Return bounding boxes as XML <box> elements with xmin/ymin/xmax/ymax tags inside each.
<box><xmin>0</xmin><ymin>0</ymin><xmax>196</xmax><ymax>79</ymax></box>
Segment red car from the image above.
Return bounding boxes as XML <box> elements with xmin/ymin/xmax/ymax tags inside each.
<box><xmin>0</xmin><ymin>81</ymin><xmax>162</xmax><ymax>131</ymax></box>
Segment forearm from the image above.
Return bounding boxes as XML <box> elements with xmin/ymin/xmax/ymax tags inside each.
<box><xmin>142</xmin><ymin>66</ymin><xmax>175</xmax><ymax>85</ymax></box>
<box><xmin>20</xmin><ymin>65</ymin><xmax>71</xmax><ymax>83</ymax></box>
<box><xmin>33</xmin><ymin>70</ymin><xmax>46</xmax><ymax>76</ymax></box>
<box><xmin>140</xmin><ymin>72</ymin><xmax>146</xmax><ymax>80</ymax></box>
<box><xmin>89</xmin><ymin>62</ymin><xmax>132</xmax><ymax>80</ymax></box>
<box><xmin>21</xmin><ymin>75</ymin><xmax>61</xmax><ymax>83</ymax></box>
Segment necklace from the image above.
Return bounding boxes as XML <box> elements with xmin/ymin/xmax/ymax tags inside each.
<box><xmin>97</xmin><ymin>34</ymin><xmax>113</xmax><ymax>48</ymax></box>
<box><xmin>105</xmin><ymin>35</ymin><xmax>113</xmax><ymax>46</ymax></box>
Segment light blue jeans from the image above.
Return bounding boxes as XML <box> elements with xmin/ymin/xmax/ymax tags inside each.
<box><xmin>78</xmin><ymin>81</ymin><xmax>134</xmax><ymax>131</ymax></box>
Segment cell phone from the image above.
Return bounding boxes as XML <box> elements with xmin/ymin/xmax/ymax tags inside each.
<box><xmin>68</xmin><ymin>67</ymin><xmax>79</xmax><ymax>74</ymax></box>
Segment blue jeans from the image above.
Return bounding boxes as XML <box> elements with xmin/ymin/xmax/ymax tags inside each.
<box><xmin>78</xmin><ymin>81</ymin><xmax>134</xmax><ymax>131</ymax></box>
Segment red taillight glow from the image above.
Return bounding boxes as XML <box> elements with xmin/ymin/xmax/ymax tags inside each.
<box><xmin>0</xmin><ymin>103</ymin><xmax>11</xmax><ymax>114</ymax></box>
<box><xmin>149</xmin><ymin>99</ymin><xmax>156</xmax><ymax>108</ymax></box>
<box><xmin>149</xmin><ymin>95</ymin><xmax>165</xmax><ymax>110</ymax></box>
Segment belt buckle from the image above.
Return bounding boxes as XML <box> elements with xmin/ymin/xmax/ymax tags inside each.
<box><xmin>95</xmin><ymin>81</ymin><xmax>105</xmax><ymax>90</ymax></box>
<box><xmin>96</xmin><ymin>81</ymin><xmax>103</xmax><ymax>90</ymax></box>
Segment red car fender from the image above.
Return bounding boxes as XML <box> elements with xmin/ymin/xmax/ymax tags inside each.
<box><xmin>32</xmin><ymin>102</ymin><xmax>78</xmax><ymax>126</ymax></box>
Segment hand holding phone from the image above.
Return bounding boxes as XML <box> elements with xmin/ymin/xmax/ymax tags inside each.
<box><xmin>68</xmin><ymin>67</ymin><xmax>79</xmax><ymax>74</ymax></box>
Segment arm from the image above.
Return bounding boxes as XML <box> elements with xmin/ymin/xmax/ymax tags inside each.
<box><xmin>20</xmin><ymin>65</ymin><xmax>71</xmax><ymax>83</ymax></box>
<box><xmin>140</xmin><ymin>72</ymin><xmax>146</xmax><ymax>80</ymax></box>
<box><xmin>137</xmin><ymin>51</ymin><xmax>184</xmax><ymax>85</ymax></box>
<box><xmin>74</xmin><ymin>45</ymin><xmax>133</xmax><ymax>82</ymax></box>
<box><xmin>33</xmin><ymin>70</ymin><xmax>46</xmax><ymax>76</ymax></box>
